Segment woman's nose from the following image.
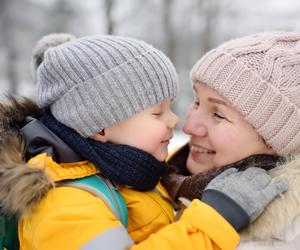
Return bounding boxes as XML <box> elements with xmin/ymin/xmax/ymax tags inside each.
<box><xmin>183</xmin><ymin>110</ymin><xmax>207</xmax><ymax>137</ymax></box>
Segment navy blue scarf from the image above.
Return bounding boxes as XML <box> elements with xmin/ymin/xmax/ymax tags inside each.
<box><xmin>41</xmin><ymin>111</ymin><xmax>166</xmax><ymax>191</ymax></box>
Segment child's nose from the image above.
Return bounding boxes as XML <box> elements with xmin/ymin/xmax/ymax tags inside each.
<box><xmin>183</xmin><ymin>111</ymin><xmax>207</xmax><ymax>137</ymax></box>
<box><xmin>168</xmin><ymin>111</ymin><xmax>179</xmax><ymax>128</ymax></box>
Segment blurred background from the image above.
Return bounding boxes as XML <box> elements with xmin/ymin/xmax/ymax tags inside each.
<box><xmin>1</xmin><ymin>0</ymin><xmax>300</xmax><ymax>148</ymax></box>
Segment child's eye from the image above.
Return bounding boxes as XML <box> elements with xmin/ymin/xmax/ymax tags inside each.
<box><xmin>152</xmin><ymin>112</ymin><xmax>162</xmax><ymax>116</ymax></box>
<box><xmin>194</xmin><ymin>100</ymin><xmax>200</xmax><ymax>108</ymax></box>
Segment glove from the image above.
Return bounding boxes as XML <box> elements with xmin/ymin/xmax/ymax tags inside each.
<box><xmin>163</xmin><ymin>154</ymin><xmax>280</xmax><ymax>201</ymax></box>
<box><xmin>202</xmin><ymin>167</ymin><xmax>288</xmax><ymax>231</ymax></box>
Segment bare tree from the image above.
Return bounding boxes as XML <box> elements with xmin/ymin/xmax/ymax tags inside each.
<box><xmin>47</xmin><ymin>0</ymin><xmax>76</xmax><ymax>33</ymax></box>
<box><xmin>102</xmin><ymin>0</ymin><xmax>149</xmax><ymax>36</ymax></box>
<box><xmin>104</xmin><ymin>0</ymin><xmax>115</xmax><ymax>35</ymax></box>
<box><xmin>197</xmin><ymin>0</ymin><xmax>230</xmax><ymax>53</ymax></box>
<box><xmin>0</xmin><ymin>0</ymin><xmax>18</xmax><ymax>94</ymax></box>
<box><xmin>162</xmin><ymin>0</ymin><xmax>176</xmax><ymax>62</ymax></box>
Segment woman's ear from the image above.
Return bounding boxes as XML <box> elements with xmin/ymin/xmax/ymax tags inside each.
<box><xmin>261</xmin><ymin>136</ymin><xmax>277</xmax><ymax>155</ymax></box>
<box><xmin>266</xmin><ymin>144</ymin><xmax>277</xmax><ymax>155</ymax></box>
<box><xmin>89</xmin><ymin>129</ymin><xmax>107</xmax><ymax>142</ymax></box>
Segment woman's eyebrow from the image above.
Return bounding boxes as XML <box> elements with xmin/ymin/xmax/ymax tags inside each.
<box><xmin>208</xmin><ymin>97</ymin><xmax>229</xmax><ymax>106</ymax></box>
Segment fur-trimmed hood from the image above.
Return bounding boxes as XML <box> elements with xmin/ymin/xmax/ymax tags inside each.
<box><xmin>0</xmin><ymin>96</ymin><xmax>53</xmax><ymax>216</ymax></box>
<box><xmin>169</xmin><ymin>142</ymin><xmax>300</xmax><ymax>243</ymax></box>
<box><xmin>240</xmin><ymin>155</ymin><xmax>300</xmax><ymax>242</ymax></box>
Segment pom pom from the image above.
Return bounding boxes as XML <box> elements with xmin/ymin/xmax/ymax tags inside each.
<box><xmin>31</xmin><ymin>33</ymin><xmax>76</xmax><ymax>81</ymax></box>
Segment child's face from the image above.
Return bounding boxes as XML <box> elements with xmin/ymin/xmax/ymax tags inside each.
<box><xmin>96</xmin><ymin>100</ymin><xmax>179</xmax><ymax>162</ymax></box>
<box><xmin>183</xmin><ymin>82</ymin><xmax>275</xmax><ymax>174</ymax></box>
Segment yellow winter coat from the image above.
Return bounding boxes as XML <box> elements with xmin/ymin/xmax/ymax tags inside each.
<box><xmin>18</xmin><ymin>153</ymin><xmax>240</xmax><ymax>250</ymax></box>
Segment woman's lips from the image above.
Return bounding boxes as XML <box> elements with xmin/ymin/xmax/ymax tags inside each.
<box><xmin>190</xmin><ymin>144</ymin><xmax>215</xmax><ymax>154</ymax></box>
<box><xmin>189</xmin><ymin>144</ymin><xmax>216</xmax><ymax>162</ymax></box>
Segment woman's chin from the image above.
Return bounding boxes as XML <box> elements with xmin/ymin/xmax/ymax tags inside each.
<box><xmin>186</xmin><ymin>154</ymin><xmax>215</xmax><ymax>174</ymax></box>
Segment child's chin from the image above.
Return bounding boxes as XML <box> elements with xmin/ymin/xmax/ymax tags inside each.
<box><xmin>154</xmin><ymin>153</ymin><xmax>168</xmax><ymax>162</ymax></box>
<box><xmin>151</xmin><ymin>145</ymin><xmax>168</xmax><ymax>162</ymax></box>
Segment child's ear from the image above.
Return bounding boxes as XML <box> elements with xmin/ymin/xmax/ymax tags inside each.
<box><xmin>89</xmin><ymin>129</ymin><xmax>107</xmax><ymax>142</ymax></box>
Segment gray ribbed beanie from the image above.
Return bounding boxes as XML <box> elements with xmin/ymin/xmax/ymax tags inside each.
<box><xmin>191</xmin><ymin>31</ymin><xmax>300</xmax><ymax>156</ymax></box>
<box><xmin>32</xmin><ymin>33</ymin><xmax>179</xmax><ymax>137</ymax></box>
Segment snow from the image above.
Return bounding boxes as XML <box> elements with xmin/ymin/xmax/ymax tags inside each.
<box><xmin>168</xmin><ymin>130</ymin><xmax>189</xmax><ymax>152</ymax></box>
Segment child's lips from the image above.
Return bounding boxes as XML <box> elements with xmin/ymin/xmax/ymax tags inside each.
<box><xmin>161</xmin><ymin>136</ymin><xmax>173</xmax><ymax>144</ymax></box>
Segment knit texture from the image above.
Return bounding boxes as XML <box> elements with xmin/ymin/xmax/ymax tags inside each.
<box><xmin>162</xmin><ymin>148</ymin><xmax>280</xmax><ymax>201</ymax></box>
<box><xmin>191</xmin><ymin>31</ymin><xmax>300</xmax><ymax>156</ymax></box>
<box><xmin>204</xmin><ymin>167</ymin><xmax>288</xmax><ymax>222</ymax></box>
<box><xmin>33</xmin><ymin>34</ymin><xmax>179</xmax><ymax>137</ymax></box>
<box><xmin>41</xmin><ymin>111</ymin><xmax>166</xmax><ymax>191</ymax></box>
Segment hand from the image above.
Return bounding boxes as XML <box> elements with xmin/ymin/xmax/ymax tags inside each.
<box><xmin>204</xmin><ymin>167</ymin><xmax>288</xmax><ymax>222</ymax></box>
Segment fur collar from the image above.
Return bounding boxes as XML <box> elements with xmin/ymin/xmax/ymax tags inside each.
<box><xmin>0</xmin><ymin>96</ymin><xmax>53</xmax><ymax>216</ymax></box>
<box><xmin>241</xmin><ymin>155</ymin><xmax>300</xmax><ymax>241</ymax></box>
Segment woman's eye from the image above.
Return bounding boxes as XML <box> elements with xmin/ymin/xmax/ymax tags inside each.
<box><xmin>214</xmin><ymin>112</ymin><xmax>226</xmax><ymax>120</ymax></box>
<box><xmin>152</xmin><ymin>112</ymin><xmax>162</xmax><ymax>116</ymax></box>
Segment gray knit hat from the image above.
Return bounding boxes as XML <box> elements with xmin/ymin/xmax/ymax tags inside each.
<box><xmin>191</xmin><ymin>31</ymin><xmax>300</xmax><ymax>156</ymax></box>
<box><xmin>32</xmin><ymin>33</ymin><xmax>179</xmax><ymax>137</ymax></box>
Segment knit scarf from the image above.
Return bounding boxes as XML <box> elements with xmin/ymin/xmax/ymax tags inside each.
<box><xmin>161</xmin><ymin>144</ymin><xmax>282</xmax><ymax>200</ymax></box>
<box><xmin>41</xmin><ymin>111</ymin><xmax>166</xmax><ymax>191</ymax></box>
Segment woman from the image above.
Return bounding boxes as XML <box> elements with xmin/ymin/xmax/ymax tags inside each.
<box><xmin>162</xmin><ymin>30</ymin><xmax>300</xmax><ymax>250</ymax></box>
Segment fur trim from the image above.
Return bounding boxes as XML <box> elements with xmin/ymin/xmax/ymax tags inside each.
<box><xmin>0</xmin><ymin>95</ymin><xmax>42</xmax><ymax>139</ymax></box>
<box><xmin>241</xmin><ymin>155</ymin><xmax>300</xmax><ymax>241</ymax></box>
<box><xmin>0</xmin><ymin>135</ymin><xmax>53</xmax><ymax>215</ymax></box>
<box><xmin>31</xmin><ymin>33</ymin><xmax>76</xmax><ymax>81</ymax></box>
<box><xmin>0</xmin><ymin>96</ymin><xmax>52</xmax><ymax>215</ymax></box>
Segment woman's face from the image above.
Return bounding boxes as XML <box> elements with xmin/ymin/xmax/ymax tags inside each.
<box><xmin>183</xmin><ymin>82</ymin><xmax>275</xmax><ymax>174</ymax></box>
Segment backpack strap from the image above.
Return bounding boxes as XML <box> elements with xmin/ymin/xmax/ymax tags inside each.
<box><xmin>0</xmin><ymin>215</ymin><xmax>19</xmax><ymax>250</ymax></box>
<box><xmin>0</xmin><ymin>216</ymin><xmax>5</xmax><ymax>250</ymax></box>
<box><xmin>62</xmin><ymin>175</ymin><xmax>128</xmax><ymax>228</ymax></box>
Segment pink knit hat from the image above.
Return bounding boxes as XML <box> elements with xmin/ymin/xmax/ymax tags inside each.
<box><xmin>191</xmin><ymin>31</ymin><xmax>300</xmax><ymax>156</ymax></box>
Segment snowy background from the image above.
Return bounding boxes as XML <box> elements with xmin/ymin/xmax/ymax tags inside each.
<box><xmin>1</xmin><ymin>0</ymin><xmax>300</xmax><ymax>147</ymax></box>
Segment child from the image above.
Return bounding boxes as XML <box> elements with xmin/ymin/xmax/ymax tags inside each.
<box><xmin>162</xmin><ymin>31</ymin><xmax>300</xmax><ymax>249</ymax></box>
<box><xmin>0</xmin><ymin>33</ymin><xmax>287</xmax><ymax>250</ymax></box>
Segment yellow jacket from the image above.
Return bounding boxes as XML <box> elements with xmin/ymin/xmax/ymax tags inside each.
<box><xmin>18</xmin><ymin>153</ymin><xmax>240</xmax><ymax>250</ymax></box>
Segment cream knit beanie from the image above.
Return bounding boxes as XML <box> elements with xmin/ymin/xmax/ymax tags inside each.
<box><xmin>191</xmin><ymin>31</ymin><xmax>300</xmax><ymax>156</ymax></box>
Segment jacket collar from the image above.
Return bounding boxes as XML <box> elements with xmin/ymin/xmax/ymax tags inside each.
<box><xmin>28</xmin><ymin>153</ymin><xmax>99</xmax><ymax>182</ymax></box>
<box><xmin>21</xmin><ymin>116</ymin><xmax>84</xmax><ymax>163</ymax></box>
<box><xmin>21</xmin><ymin>116</ymin><xmax>99</xmax><ymax>181</ymax></box>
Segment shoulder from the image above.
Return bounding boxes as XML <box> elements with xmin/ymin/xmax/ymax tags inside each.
<box><xmin>237</xmin><ymin>235</ymin><xmax>300</xmax><ymax>250</ymax></box>
<box><xmin>22</xmin><ymin>186</ymin><xmax>118</xmax><ymax>228</ymax></box>
<box><xmin>20</xmin><ymin>186</ymin><xmax>124</xmax><ymax>249</ymax></box>
<box><xmin>241</xmin><ymin>156</ymin><xmax>300</xmax><ymax>241</ymax></box>
<box><xmin>37</xmin><ymin>186</ymin><xmax>114</xmax><ymax>213</ymax></box>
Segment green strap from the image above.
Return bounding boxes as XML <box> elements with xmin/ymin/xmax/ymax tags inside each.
<box><xmin>0</xmin><ymin>215</ymin><xmax>19</xmax><ymax>250</ymax></box>
<box><xmin>0</xmin><ymin>216</ymin><xmax>5</xmax><ymax>249</ymax></box>
<box><xmin>64</xmin><ymin>175</ymin><xmax>128</xmax><ymax>228</ymax></box>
